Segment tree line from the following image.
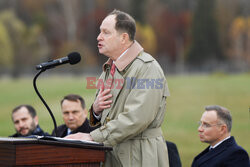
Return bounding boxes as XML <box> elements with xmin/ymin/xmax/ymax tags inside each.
<box><xmin>0</xmin><ymin>0</ymin><xmax>249</xmax><ymax>77</ymax></box>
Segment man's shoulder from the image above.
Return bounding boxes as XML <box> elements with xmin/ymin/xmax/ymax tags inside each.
<box><xmin>52</xmin><ymin>124</ymin><xmax>67</xmax><ymax>133</ymax></box>
<box><xmin>9</xmin><ymin>133</ymin><xmax>19</xmax><ymax>137</ymax></box>
<box><xmin>51</xmin><ymin>124</ymin><xmax>68</xmax><ymax>137</ymax></box>
<box><xmin>134</xmin><ymin>51</ymin><xmax>166</xmax><ymax>78</ymax></box>
<box><xmin>224</xmin><ymin>136</ymin><xmax>246</xmax><ymax>151</ymax></box>
<box><xmin>136</xmin><ymin>52</ymin><xmax>155</xmax><ymax>63</ymax></box>
<box><xmin>136</xmin><ymin>52</ymin><xmax>164</xmax><ymax>71</ymax></box>
<box><xmin>131</xmin><ymin>52</ymin><xmax>160</xmax><ymax>71</ymax></box>
<box><xmin>210</xmin><ymin>137</ymin><xmax>248</xmax><ymax>160</ymax></box>
<box><xmin>227</xmin><ymin>139</ymin><xmax>249</xmax><ymax>157</ymax></box>
<box><xmin>222</xmin><ymin>139</ymin><xmax>249</xmax><ymax>165</ymax></box>
<box><xmin>57</xmin><ymin>124</ymin><xmax>68</xmax><ymax>130</ymax></box>
<box><xmin>33</xmin><ymin>125</ymin><xmax>50</xmax><ymax>136</ymax></box>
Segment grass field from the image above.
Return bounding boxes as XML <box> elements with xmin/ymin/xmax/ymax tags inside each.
<box><xmin>0</xmin><ymin>73</ymin><xmax>249</xmax><ymax>166</ymax></box>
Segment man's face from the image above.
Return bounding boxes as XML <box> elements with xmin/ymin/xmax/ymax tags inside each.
<box><xmin>62</xmin><ymin>99</ymin><xmax>87</xmax><ymax>131</ymax></box>
<box><xmin>97</xmin><ymin>14</ymin><xmax>123</xmax><ymax>58</ymax></box>
<box><xmin>198</xmin><ymin>111</ymin><xmax>224</xmax><ymax>146</ymax></box>
<box><xmin>12</xmin><ymin>107</ymin><xmax>38</xmax><ymax>136</ymax></box>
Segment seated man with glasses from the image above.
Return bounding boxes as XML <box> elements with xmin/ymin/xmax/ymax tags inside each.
<box><xmin>192</xmin><ymin>105</ymin><xmax>249</xmax><ymax>167</ymax></box>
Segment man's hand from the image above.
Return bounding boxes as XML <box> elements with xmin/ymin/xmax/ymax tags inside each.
<box><xmin>64</xmin><ymin>132</ymin><xmax>93</xmax><ymax>141</ymax></box>
<box><xmin>93</xmin><ymin>88</ymin><xmax>112</xmax><ymax>115</ymax></box>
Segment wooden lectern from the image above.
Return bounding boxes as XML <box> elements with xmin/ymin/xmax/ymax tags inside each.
<box><xmin>0</xmin><ymin>137</ymin><xmax>112</xmax><ymax>167</ymax></box>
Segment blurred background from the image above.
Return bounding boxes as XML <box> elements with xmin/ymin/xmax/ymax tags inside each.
<box><xmin>0</xmin><ymin>0</ymin><xmax>249</xmax><ymax>75</ymax></box>
<box><xmin>0</xmin><ymin>0</ymin><xmax>249</xmax><ymax>166</ymax></box>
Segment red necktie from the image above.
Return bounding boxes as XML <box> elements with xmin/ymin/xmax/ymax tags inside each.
<box><xmin>110</xmin><ymin>63</ymin><xmax>116</xmax><ymax>77</ymax></box>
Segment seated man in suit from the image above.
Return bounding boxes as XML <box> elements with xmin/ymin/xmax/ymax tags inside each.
<box><xmin>52</xmin><ymin>94</ymin><xmax>96</xmax><ymax>137</ymax></box>
<box><xmin>10</xmin><ymin>104</ymin><xmax>49</xmax><ymax>137</ymax></box>
<box><xmin>192</xmin><ymin>105</ymin><xmax>249</xmax><ymax>167</ymax></box>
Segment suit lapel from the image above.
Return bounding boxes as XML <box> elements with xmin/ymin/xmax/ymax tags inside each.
<box><xmin>195</xmin><ymin>137</ymin><xmax>235</xmax><ymax>166</ymax></box>
<box><xmin>61</xmin><ymin>125</ymin><xmax>68</xmax><ymax>137</ymax></box>
<box><xmin>196</xmin><ymin>146</ymin><xmax>226</xmax><ymax>166</ymax></box>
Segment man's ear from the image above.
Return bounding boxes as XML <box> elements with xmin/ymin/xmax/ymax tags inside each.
<box><xmin>121</xmin><ymin>32</ymin><xmax>129</xmax><ymax>44</ymax></box>
<box><xmin>220</xmin><ymin>124</ymin><xmax>227</xmax><ymax>134</ymax></box>
<box><xmin>34</xmin><ymin>116</ymin><xmax>39</xmax><ymax>126</ymax></box>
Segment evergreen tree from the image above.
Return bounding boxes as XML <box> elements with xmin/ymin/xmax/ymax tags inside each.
<box><xmin>187</xmin><ymin>0</ymin><xmax>223</xmax><ymax>68</ymax></box>
<box><xmin>130</xmin><ymin>0</ymin><xmax>145</xmax><ymax>24</ymax></box>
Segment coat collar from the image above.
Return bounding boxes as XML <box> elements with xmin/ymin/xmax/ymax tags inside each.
<box><xmin>102</xmin><ymin>40</ymin><xmax>143</xmax><ymax>72</ymax></box>
<box><xmin>194</xmin><ymin>136</ymin><xmax>236</xmax><ymax>166</ymax></box>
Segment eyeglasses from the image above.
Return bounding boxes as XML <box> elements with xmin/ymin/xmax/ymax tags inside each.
<box><xmin>198</xmin><ymin>121</ymin><xmax>222</xmax><ymax>129</ymax></box>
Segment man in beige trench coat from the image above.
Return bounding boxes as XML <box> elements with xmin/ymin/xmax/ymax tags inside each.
<box><xmin>66</xmin><ymin>9</ymin><xmax>170</xmax><ymax>167</ymax></box>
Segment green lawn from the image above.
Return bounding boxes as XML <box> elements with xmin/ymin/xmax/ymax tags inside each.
<box><xmin>0</xmin><ymin>73</ymin><xmax>249</xmax><ymax>166</ymax></box>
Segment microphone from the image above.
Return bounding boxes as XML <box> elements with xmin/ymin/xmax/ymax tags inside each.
<box><xmin>36</xmin><ymin>52</ymin><xmax>81</xmax><ymax>70</ymax></box>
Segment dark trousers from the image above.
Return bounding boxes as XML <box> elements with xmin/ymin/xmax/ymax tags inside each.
<box><xmin>166</xmin><ymin>141</ymin><xmax>182</xmax><ymax>167</ymax></box>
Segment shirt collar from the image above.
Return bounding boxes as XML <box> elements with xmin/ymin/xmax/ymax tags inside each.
<box><xmin>102</xmin><ymin>40</ymin><xmax>143</xmax><ymax>72</ymax></box>
<box><xmin>210</xmin><ymin>136</ymin><xmax>231</xmax><ymax>149</ymax></box>
<box><xmin>67</xmin><ymin>128</ymin><xmax>72</xmax><ymax>135</ymax></box>
<box><xmin>114</xmin><ymin>48</ymin><xmax>128</xmax><ymax>63</ymax></box>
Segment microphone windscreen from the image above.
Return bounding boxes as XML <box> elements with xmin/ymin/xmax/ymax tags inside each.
<box><xmin>68</xmin><ymin>52</ymin><xmax>81</xmax><ymax>65</ymax></box>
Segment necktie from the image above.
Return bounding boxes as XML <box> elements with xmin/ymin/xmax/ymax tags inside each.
<box><xmin>110</xmin><ymin>63</ymin><xmax>116</xmax><ymax>77</ymax></box>
<box><xmin>103</xmin><ymin>63</ymin><xmax>116</xmax><ymax>90</ymax></box>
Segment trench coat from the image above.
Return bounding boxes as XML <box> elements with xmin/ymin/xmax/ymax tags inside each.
<box><xmin>90</xmin><ymin>41</ymin><xmax>170</xmax><ymax>167</ymax></box>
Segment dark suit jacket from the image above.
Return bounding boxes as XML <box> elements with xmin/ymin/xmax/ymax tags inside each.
<box><xmin>52</xmin><ymin>119</ymin><xmax>98</xmax><ymax>137</ymax></box>
<box><xmin>192</xmin><ymin>136</ymin><xmax>249</xmax><ymax>167</ymax></box>
<box><xmin>166</xmin><ymin>141</ymin><xmax>182</xmax><ymax>167</ymax></box>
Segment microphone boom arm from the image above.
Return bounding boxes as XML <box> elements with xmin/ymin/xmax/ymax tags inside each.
<box><xmin>33</xmin><ymin>69</ymin><xmax>57</xmax><ymax>137</ymax></box>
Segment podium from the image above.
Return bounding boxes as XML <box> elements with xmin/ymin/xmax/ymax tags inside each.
<box><xmin>0</xmin><ymin>137</ymin><xmax>112</xmax><ymax>167</ymax></box>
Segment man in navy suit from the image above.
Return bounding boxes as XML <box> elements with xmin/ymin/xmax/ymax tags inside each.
<box><xmin>52</xmin><ymin>94</ymin><xmax>97</xmax><ymax>137</ymax></box>
<box><xmin>192</xmin><ymin>105</ymin><xmax>249</xmax><ymax>167</ymax></box>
